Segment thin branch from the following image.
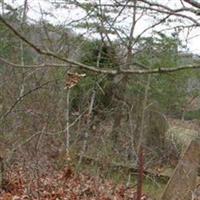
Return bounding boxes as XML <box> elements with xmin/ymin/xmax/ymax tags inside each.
<box><xmin>0</xmin><ymin>56</ymin><xmax>69</xmax><ymax>68</ymax></box>
<box><xmin>1</xmin><ymin>53</ymin><xmax>200</xmax><ymax>75</ymax></box>
<box><xmin>89</xmin><ymin>3</ymin><xmax>200</xmax><ymax>24</ymax></box>
<box><xmin>0</xmin><ymin>79</ymin><xmax>59</xmax><ymax>122</ymax></box>
<box><xmin>183</xmin><ymin>0</ymin><xmax>200</xmax><ymax>9</ymax></box>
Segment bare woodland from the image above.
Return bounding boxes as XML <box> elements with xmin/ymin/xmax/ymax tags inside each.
<box><xmin>0</xmin><ymin>0</ymin><xmax>200</xmax><ymax>199</ymax></box>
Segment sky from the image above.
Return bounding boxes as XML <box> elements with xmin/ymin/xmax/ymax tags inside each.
<box><xmin>2</xmin><ymin>0</ymin><xmax>200</xmax><ymax>55</ymax></box>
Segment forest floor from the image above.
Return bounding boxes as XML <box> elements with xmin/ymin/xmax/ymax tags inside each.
<box><xmin>0</xmin><ymin>164</ymin><xmax>153</xmax><ymax>200</ymax></box>
<box><xmin>0</xmin><ymin>117</ymin><xmax>199</xmax><ymax>200</ymax></box>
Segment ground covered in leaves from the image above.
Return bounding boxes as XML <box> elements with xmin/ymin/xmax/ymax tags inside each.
<box><xmin>0</xmin><ymin>165</ymin><xmax>152</xmax><ymax>200</ymax></box>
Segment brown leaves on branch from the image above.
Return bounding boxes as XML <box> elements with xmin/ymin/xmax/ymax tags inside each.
<box><xmin>64</xmin><ymin>73</ymin><xmax>86</xmax><ymax>89</ymax></box>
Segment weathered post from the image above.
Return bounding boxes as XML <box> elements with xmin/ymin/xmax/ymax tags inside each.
<box><xmin>160</xmin><ymin>140</ymin><xmax>200</xmax><ymax>200</ymax></box>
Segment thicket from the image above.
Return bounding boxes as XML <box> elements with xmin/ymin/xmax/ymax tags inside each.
<box><xmin>0</xmin><ymin>11</ymin><xmax>200</xmax><ymax>184</ymax></box>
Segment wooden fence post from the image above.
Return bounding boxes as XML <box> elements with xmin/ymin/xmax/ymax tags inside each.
<box><xmin>160</xmin><ymin>140</ymin><xmax>200</xmax><ymax>200</ymax></box>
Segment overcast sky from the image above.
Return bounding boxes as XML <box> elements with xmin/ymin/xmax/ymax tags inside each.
<box><xmin>2</xmin><ymin>0</ymin><xmax>200</xmax><ymax>55</ymax></box>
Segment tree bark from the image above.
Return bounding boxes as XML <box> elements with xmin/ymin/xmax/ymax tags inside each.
<box><xmin>0</xmin><ymin>156</ymin><xmax>4</xmax><ymax>188</ymax></box>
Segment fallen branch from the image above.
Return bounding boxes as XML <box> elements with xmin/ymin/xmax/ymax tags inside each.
<box><xmin>75</xmin><ymin>154</ymin><xmax>170</xmax><ymax>182</ymax></box>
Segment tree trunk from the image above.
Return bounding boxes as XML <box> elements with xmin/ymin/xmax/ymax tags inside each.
<box><xmin>0</xmin><ymin>156</ymin><xmax>4</xmax><ymax>188</ymax></box>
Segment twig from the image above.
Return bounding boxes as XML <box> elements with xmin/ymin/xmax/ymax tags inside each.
<box><xmin>0</xmin><ymin>79</ymin><xmax>60</xmax><ymax>122</ymax></box>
